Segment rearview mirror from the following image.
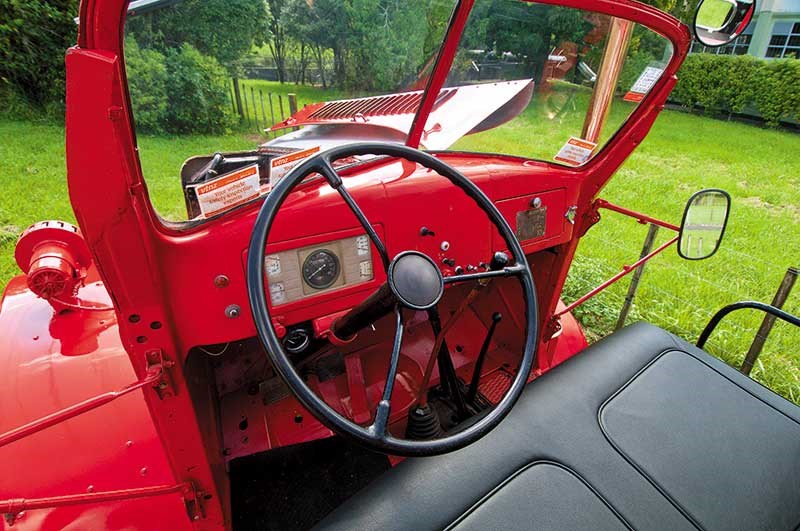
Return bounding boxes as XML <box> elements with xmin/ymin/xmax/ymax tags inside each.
<box><xmin>679</xmin><ymin>189</ymin><xmax>731</xmax><ymax>260</ymax></box>
<box><xmin>693</xmin><ymin>0</ymin><xmax>756</xmax><ymax>47</ymax></box>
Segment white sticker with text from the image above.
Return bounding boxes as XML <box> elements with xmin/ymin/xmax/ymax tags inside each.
<box><xmin>270</xmin><ymin>146</ymin><xmax>321</xmax><ymax>185</ymax></box>
<box><xmin>554</xmin><ymin>137</ymin><xmax>597</xmax><ymax>166</ymax></box>
<box><xmin>624</xmin><ymin>66</ymin><xmax>665</xmax><ymax>102</ymax></box>
<box><xmin>191</xmin><ymin>164</ymin><xmax>261</xmax><ymax>219</ymax></box>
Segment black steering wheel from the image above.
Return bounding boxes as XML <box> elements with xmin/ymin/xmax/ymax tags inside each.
<box><xmin>247</xmin><ymin>143</ymin><xmax>538</xmax><ymax>457</ymax></box>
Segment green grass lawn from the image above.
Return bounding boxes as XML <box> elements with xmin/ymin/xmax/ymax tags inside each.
<box><xmin>1</xmin><ymin>82</ymin><xmax>798</xmax><ymax>402</ymax></box>
<box><xmin>695</xmin><ymin>0</ymin><xmax>736</xmax><ymax>29</ymax></box>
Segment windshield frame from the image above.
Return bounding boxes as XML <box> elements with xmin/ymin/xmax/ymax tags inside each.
<box><xmin>406</xmin><ymin>0</ymin><xmax>687</xmax><ymax>169</ymax></box>
<box><xmin>76</xmin><ymin>0</ymin><xmax>691</xmax><ymax>234</ymax></box>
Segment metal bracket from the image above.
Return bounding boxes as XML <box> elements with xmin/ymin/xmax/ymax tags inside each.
<box><xmin>182</xmin><ymin>482</ymin><xmax>206</xmax><ymax>522</ymax></box>
<box><xmin>577</xmin><ymin>202</ymin><xmax>602</xmax><ymax>237</ymax></box>
<box><xmin>545</xmin><ymin>315</ymin><xmax>563</xmax><ymax>340</ymax></box>
<box><xmin>146</xmin><ymin>349</ymin><xmax>177</xmax><ymax>399</ymax></box>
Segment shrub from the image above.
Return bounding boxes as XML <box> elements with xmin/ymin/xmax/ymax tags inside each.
<box><xmin>164</xmin><ymin>44</ymin><xmax>235</xmax><ymax>134</ymax></box>
<box><xmin>124</xmin><ymin>38</ymin><xmax>169</xmax><ymax>134</ymax></box>
<box><xmin>125</xmin><ymin>40</ymin><xmax>235</xmax><ymax>134</ymax></box>
<box><xmin>672</xmin><ymin>54</ymin><xmax>800</xmax><ymax>126</ymax></box>
<box><xmin>753</xmin><ymin>59</ymin><xmax>800</xmax><ymax>126</ymax></box>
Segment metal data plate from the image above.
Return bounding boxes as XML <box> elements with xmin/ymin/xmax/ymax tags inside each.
<box><xmin>516</xmin><ymin>208</ymin><xmax>547</xmax><ymax>241</ymax></box>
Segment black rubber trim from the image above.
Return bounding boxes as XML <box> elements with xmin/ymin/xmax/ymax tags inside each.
<box><xmin>697</xmin><ymin>300</ymin><xmax>800</xmax><ymax>349</ymax></box>
<box><xmin>444</xmin><ymin>460</ymin><xmax>634</xmax><ymax>530</ymax></box>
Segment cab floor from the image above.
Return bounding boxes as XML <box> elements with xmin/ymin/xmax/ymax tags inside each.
<box><xmin>230</xmin><ymin>435</ymin><xmax>391</xmax><ymax>530</ymax></box>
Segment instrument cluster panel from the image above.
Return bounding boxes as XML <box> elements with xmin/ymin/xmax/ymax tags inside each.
<box><xmin>265</xmin><ymin>234</ymin><xmax>375</xmax><ymax>306</ymax></box>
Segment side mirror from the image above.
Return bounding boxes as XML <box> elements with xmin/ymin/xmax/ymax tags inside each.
<box><xmin>693</xmin><ymin>0</ymin><xmax>756</xmax><ymax>47</ymax></box>
<box><xmin>679</xmin><ymin>189</ymin><xmax>731</xmax><ymax>260</ymax></box>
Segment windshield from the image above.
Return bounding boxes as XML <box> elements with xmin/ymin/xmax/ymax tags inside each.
<box><xmin>431</xmin><ymin>0</ymin><xmax>674</xmax><ymax>164</ymax></box>
<box><xmin>123</xmin><ymin>0</ymin><xmax>672</xmax><ymax>223</ymax></box>
<box><xmin>124</xmin><ymin>0</ymin><xmax>454</xmax><ymax>221</ymax></box>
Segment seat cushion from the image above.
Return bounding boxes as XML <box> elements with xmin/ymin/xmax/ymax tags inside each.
<box><xmin>317</xmin><ymin>322</ymin><xmax>800</xmax><ymax>531</ymax></box>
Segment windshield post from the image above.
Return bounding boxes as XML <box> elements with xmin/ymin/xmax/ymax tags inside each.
<box><xmin>581</xmin><ymin>17</ymin><xmax>634</xmax><ymax>143</ymax></box>
<box><xmin>407</xmin><ymin>0</ymin><xmax>475</xmax><ymax>148</ymax></box>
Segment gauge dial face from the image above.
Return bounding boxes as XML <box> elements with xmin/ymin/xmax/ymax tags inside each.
<box><xmin>269</xmin><ymin>282</ymin><xmax>286</xmax><ymax>304</ymax></box>
<box><xmin>265</xmin><ymin>256</ymin><xmax>281</xmax><ymax>277</ymax></box>
<box><xmin>302</xmin><ymin>250</ymin><xmax>340</xmax><ymax>290</ymax></box>
<box><xmin>283</xmin><ymin>328</ymin><xmax>311</xmax><ymax>355</ymax></box>
<box><xmin>356</xmin><ymin>235</ymin><xmax>371</xmax><ymax>256</ymax></box>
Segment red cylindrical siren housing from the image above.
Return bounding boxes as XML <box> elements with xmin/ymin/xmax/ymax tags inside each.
<box><xmin>15</xmin><ymin>221</ymin><xmax>92</xmax><ymax>302</ymax></box>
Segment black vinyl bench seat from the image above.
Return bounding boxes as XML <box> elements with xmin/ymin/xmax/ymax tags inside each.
<box><xmin>318</xmin><ymin>322</ymin><xmax>800</xmax><ymax>531</ymax></box>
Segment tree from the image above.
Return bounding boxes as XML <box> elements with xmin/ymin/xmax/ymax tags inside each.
<box><xmin>0</xmin><ymin>0</ymin><xmax>79</xmax><ymax>106</ymax></box>
<box><xmin>126</xmin><ymin>0</ymin><xmax>270</xmax><ymax>69</ymax></box>
<box><xmin>281</xmin><ymin>0</ymin><xmax>351</xmax><ymax>87</ymax></box>
<box><xmin>266</xmin><ymin>0</ymin><xmax>288</xmax><ymax>82</ymax></box>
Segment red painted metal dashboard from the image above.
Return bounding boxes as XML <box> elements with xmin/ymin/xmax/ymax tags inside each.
<box><xmin>158</xmin><ymin>154</ymin><xmax>581</xmax><ymax>354</ymax></box>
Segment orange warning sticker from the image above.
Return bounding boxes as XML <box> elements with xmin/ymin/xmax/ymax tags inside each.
<box><xmin>192</xmin><ymin>164</ymin><xmax>261</xmax><ymax>219</ymax></box>
<box><xmin>623</xmin><ymin>92</ymin><xmax>645</xmax><ymax>103</ymax></box>
<box><xmin>270</xmin><ymin>146</ymin><xmax>321</xmax><ymax>185</ymax></box>
<box><xmin>554</xmin><ymin>137</ymin><xmax>597</xmax><ymax>166</ymax></box>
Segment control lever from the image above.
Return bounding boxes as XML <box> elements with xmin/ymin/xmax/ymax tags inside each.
<box><xmin>467</xmin><ymin>312</ymin><xmax>502</xmax><ymax>403</ymax></box>
<box><xmin>189</xmin><ymin>152</ymin><xmax>224</xmax><ymax>184</ymax></box>
<box><xmin>330</xmin><ymin>282</ymin><xmax>395</xmax><ymax>341</ymax></box>
<box><xmin>428</xmin><ymin>308</ymin><xmax>468</xmax><ymax>419</ymax></box>
<box><xmin>416</xmin><ymin>251</ymin><xmax>510</xmax><ymax>405</ymax></box>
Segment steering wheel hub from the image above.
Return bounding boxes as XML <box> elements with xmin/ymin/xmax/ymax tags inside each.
<box><xmin>387</xmin><ymin>251</ymin><xmax>444</xmax><ymax>310</ymax></box>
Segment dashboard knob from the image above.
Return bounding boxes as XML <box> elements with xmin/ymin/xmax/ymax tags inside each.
<box><xmin>490</xmin><ymin>252</ymin><xmax>510</xmax><ymax>271</ymax></box>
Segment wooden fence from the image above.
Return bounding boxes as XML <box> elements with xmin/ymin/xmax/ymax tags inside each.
<box><xmin>230</xmin><ymin>78</ymin><xmax>299</xmax><ymax>138</ymax></box>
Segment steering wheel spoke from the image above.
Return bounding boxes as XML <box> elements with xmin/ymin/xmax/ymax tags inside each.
<box><xmin>317</xmin><ymin>158</ymin><xmax>390</xmax><ymax>271</ymax></box>
<box><xmin>443</xmin><ymin>264</ymin><xmax>527</xmax><ymax>285</ymax></box>
<box><xmin>367</xmin><ymin>306</ymin><xmax>404</xmax><ymax>440</ymax></box>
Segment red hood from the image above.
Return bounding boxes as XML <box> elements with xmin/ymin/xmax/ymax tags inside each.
<box><xmin>269</xmin><ymin>80</ymin><xmax>534</xmax><ymax>150</ymax></box>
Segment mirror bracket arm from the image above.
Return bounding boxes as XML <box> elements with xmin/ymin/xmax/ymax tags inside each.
<box><xmin>594</xmin><ymin>199</ymin><xmax>680</xmax><ymax>232</ymax></box>
<box><xmin>553</xmin><ymin>235</ymin><xmax>679</xmax><ymax>319</ymax></box>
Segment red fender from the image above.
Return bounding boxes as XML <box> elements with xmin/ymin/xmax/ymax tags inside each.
<box><xmin>0</xmin><ymin>274</ymin><xmax>193</xmax><ymax>530</ymax></box>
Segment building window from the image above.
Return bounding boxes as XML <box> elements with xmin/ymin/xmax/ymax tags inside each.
<box><xmin>766</xmin><ymin>21</ymin><xmax>800</xmax><ymax>58</ymax></box>
<box><xmin>691</xmin><ymin>32</ymin><xmax>752</xmax><ymax>55</ymax></box>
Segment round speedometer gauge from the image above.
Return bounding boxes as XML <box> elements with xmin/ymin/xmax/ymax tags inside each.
<box><xmin>302</xmin><ymin>250</ymin><xmax>340</xmax><ymax>289</ymax></box>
